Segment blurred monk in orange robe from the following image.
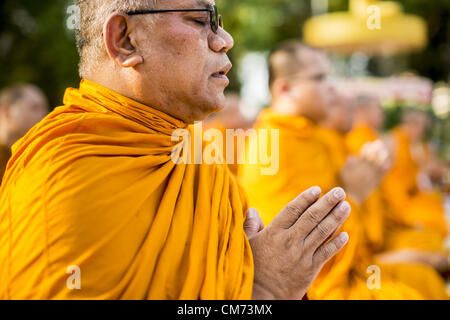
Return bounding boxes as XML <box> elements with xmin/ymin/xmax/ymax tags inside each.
<box><xmin>380</xmin><ymin>109</ymin><xmax>448</xmax><ymax>272</ymax></box>
<box><xmin>239</xmin><ymin>41</ymin><xmax>449</xmax><ymax>299</ymax></box>
<box><xmin>346</xmin><ymin>96</ymin><xmax>448</xmax><ymax>273</ymax></box>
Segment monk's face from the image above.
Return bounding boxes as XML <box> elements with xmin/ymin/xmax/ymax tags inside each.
<box><xmin>404</xmin><ymin>112</ymin><xmax>430</xmax><ymax>141</ymax></box>
<box><xmin>7</xmin><ymin>87</ymin><xmax>48</xmax><ymax>140</ymax></box>
<box><xmin>289</xmin><ymin>50</ymin><xmax>336</xmax><ymax>123</ymax></box>
<box><xmin>367</xmin><ymin>101</ymin><xmax>384</xmax><ymax>130</ymax></box>
<box><xmin>133</xmin><ymin>0</ymin><xmax>234</xmax><ymax>123</ymax></box>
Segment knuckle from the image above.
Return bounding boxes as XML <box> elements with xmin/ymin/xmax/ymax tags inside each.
<box><xmin>316</xmin><ymin>222</ymin><xmax>330</xmax><ymax>239</ymax></box>
<box><xmin>305</xmin><ymin>209</ymin><xmax>321</xmax><ymax>225</ymax></box>
<box><xmin>284</xmin><ymin>204</ymin><xmax>301</xmax><ymax>220</ymax></box>
<box><xmin>325</xmin><ymin>194</ymin><xmax>337</xmax><ymax>206</ymax></box>
<box><xmin>322</xmin><ymin>243</ymin><xmax>337</xmax><ymax>260</ymax></box>
<box><xmin>332</xmin><ymin>210</ymin><xmax>344</xmax><ymax>224</ymax></box>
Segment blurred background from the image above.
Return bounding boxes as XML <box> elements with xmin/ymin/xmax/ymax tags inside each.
<box><xmin>0</xmin><ymin>0</ymin><xmax>449</xmax><ymax>163</ymax></box>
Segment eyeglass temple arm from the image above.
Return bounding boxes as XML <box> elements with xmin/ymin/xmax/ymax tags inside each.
<box><xmin>127</xmin><ymin>9</ymin><xmax>211</xmax><ymax>15</ymax></box>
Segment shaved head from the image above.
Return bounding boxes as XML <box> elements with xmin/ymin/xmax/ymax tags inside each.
<box><xmin>75</xmin><ymin>0</ymin><xmax>157</xmax><ymax>77</ymax></box>
<box><xmin>268</xmin><ymin>40</ymin><xmax>336</xmax><ymax>123</ymax></box>
<box><xmin>0</xmin><ymin>84</ymin><xmax>48</xmax><ymax>147</ymax></box>
<box><xmin>268</xmin><ymin>41</ymin><xmax>321</xmax><ymax>90</ymax></box>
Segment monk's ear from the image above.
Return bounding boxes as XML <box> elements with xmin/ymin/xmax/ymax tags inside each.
<box><xmin>272</xmin><ymin>79</ymin><xmax>290</xmax><ymax>96</ymax></box>
<box><xmin>103</xmin><ymin>13</ymin><xmax>144</xmax><ymax>68</ymax></box>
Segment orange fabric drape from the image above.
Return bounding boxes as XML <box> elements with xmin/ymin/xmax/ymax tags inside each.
<box><xmin>0</xmin><ymin>79</ymin><xmax>254</xmax><ymax>300</ymax></box>
<box><xmin>0</xmin><ymin>144</ymin><xmax>11</xmax><ymax>185</ymax></box>
<box><xmin>382</xmin><ymin>127</ymin><xmax>447</xmax><ymax>252</ymax></box>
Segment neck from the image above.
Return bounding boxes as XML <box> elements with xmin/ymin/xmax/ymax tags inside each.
<box><xmin>272</xmin><ymin>96</ymin><xmax>301</xmax><ymax>117</ymax></box>
<box><xmin>85</xmin><ymin>73</ymin><xmax>202</xmax><ymax>124</ymax></box>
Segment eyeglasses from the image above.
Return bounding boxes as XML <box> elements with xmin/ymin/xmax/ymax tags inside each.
<box><xmin>127</xmin><ymin>5</ymin><xmax>223</xmax><ymax>34</ymax></box>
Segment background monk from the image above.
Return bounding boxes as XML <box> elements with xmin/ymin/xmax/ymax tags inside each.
<box><xmin>346</xmin><ymin>94</ymin><xmax>386</xmax><ymax>156</ymax></box>
<box><xmin>0</xmin><ymin>84</ymin><xmax>48</xmax><ymax>183</ymax></box>
<box><xmin>345</xmin><ymin>95</ymin><xmax>448</xmax><ymax>276</ymax></box>
<box><xmin>239</xmin><ymin>40</ymin><xmax>449</xmax><ymax>299</ymax></box>
<box><xmin>380</xmin><ymin>109</ymin><xmax>449</xmax><ymax>272</ymax></box>
<box><xmin>318</xmin><ymin>94</ymin><xmax>388</xmax><ymax>253</ymax></box>
<box><xmin>0</xmin><ymin>0</ymin><xmax>351</xmax><ymax>300</ymax></box>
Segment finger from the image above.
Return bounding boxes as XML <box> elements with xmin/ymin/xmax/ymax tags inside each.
<box><xmin>270</xmin><ymin>186</ymin><xmax>322</xmax><ymax>230</ymax></box>
<box><xmin>244</xmin><ymin>207</ymin><xmax>265</xmax><ymax>239</ymax></box>
<box><xmin>313</xmin><ymin>232</ymin><xmax>349</xmax><ymax>266</ymax></box>
<box><xmin>304</xmin><ymin>201</ymin><xmax>351</xmax><ymax>250</ymax></box>
<box><xmin>291</xmin><ymin>187</ymin><xmax>346</xmax><ymax>238</ymax></box>
<box><xmin>360</xmin><ymin>142</ymin><xmax>375</xmax><ymax>160</ymax></box>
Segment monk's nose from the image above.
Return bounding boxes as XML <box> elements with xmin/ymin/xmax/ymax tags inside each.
<box><xmin>209</xmin><ymin>28</ymin><xmax>234</xmax><ymax>53</ymax></box>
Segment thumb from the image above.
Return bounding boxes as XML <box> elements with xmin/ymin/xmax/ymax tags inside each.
<box><xmin>244</xmin><ymin>208</ymin><xmax>264</xmax><ymax>239</ymax></box>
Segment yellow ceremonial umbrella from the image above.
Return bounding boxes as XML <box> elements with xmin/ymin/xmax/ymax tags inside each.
<box><xmin>303</xmin><ymin>0</ymin><xmax>428</xmax><ymax>56</ymax></box>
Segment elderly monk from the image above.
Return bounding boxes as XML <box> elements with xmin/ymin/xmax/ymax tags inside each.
<box><xmin>0</xmin><ymin>0</ymin><xmax>352</xmax><ymax>300</ymax></box>
<box><xmin>0</xmin><ymin>84</ymin><xmax>48</xmax><ymax>183</ymax></box>
<box><xmin>380</xmin><ymin>109</ymin><xmax>449</xmax><ymax>272</ymax></box>
<box><xmin>239</xmin><ymin>41</ymin><xmax>449</xmax><ymax>299</ymax></box>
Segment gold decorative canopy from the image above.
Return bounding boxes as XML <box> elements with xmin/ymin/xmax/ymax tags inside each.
<box><xmin>303</xmin><ymin>0</ymin><xmax>428</xmax><ymax>56</ymax></box>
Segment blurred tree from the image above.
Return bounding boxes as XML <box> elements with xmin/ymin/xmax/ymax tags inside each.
<box><xmin>0</xmin><ymin>0</ymin><xmax>80</xmax><ymax>109</ymax></box>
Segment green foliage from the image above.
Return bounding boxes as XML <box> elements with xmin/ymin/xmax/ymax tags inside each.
<box><xmin>0</xmin><ymin>0</ymin><xmax>80</xmax><ymax>108</ymax></box>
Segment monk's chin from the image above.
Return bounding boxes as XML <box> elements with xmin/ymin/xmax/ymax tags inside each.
<box><xmin>199</xmin><ymin>105</ymin><xmax>224</xmax><ymax>121</ymax></box>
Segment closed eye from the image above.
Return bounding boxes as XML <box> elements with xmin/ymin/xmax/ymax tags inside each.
<box><xmin>193</xmin><ymin>19</ymin><xmax>208</xmax><ymax>26</ymax></box>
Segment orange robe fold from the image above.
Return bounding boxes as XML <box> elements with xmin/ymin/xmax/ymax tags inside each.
<box><xmin>0</xmin><ymin>79</ymin><xmax>254</xmax><ymax>300</ymax></box>
<box><xmin>239</xmin><ymin>110</ymin><xmax>448</xmax><ymax>300</ymax></box>
<box><xmin>345</xmin><ymin>124</ymin><xmax>378</xmax><ymax>156</ymax></box>
<box><xmin>0</xmin><ymin>144</ymin><xmax>11</xmax><ymax>185</ymax></box>
<box><xmin>382</xmin><ymin>127</ymin><xmax>447</xmax><ymax>252</ymax></box>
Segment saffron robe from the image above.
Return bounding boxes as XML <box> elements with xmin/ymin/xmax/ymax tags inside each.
<box><xmin>0</xmin><ymin>79</ymin><xmax>254</xmax><ymax>299</ymax></box>
<box><xmin>381</xmin><ymin>127</ymin><xmax>447</xmax><ymax>252</ymax></box>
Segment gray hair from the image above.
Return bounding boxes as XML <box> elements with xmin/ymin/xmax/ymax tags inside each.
<box><xmin>75</xmin><ymin>0</ymin><xmax>157</xmax><ymax>77</ymax></box>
